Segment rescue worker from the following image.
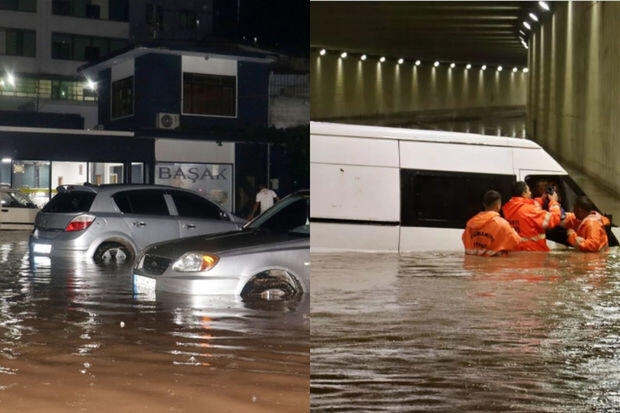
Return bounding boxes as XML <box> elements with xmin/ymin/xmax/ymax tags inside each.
<box><xmin>502</xmin><ymin>181</ymin><xmax>562</xmax><ymax>251</ymax></box>
<box><xmin>462</xmin><ymin>190</ymin><xmax>521</xmax><ymax>256</ymax></box>
<box><xmin>562</xmin><ymin>196</ymin><xmax>610</xmax><ymax>252</ymax></box>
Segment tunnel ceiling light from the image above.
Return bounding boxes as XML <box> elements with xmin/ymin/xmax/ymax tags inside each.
<box><xmin>6</xmin><ymin>72</ymin><xmax>15</xmax><ymax>87</ymax></box>
<box><xmin>415</xmin><ymin>59</ymin><xmax>421</xmax><ymax>66</ymax></box>
<box><xmin>450</xmin><ymin>62</ymin><xmax>456</xmax><ymax>68</ymax></box>
<box><xmin>340</xmin><ymin>51</ymin><xmax>347</xmax><ymax>58</ymax></box>
<box><xmin>513</xmin><ymin>67</ymin><xmax>518</xmax><ymax>73</ymax></box>
<box><xmin>523</xmin><ymin>67</ymin><xmax>529</xmax><ymax>73</ymax></box>
<box><xmin>497</xmin><ymin>66</ymin><xmax>503</xmax><ymax>72</ymax></box>
<box><xmin>519</xmin><ymin>30</ymin><xmax>526</xmax><ymax>36</ymax></box>
<box><xmin>319</xmin><ymin>49</ymin><xmax>326</xmax><ymax>56</ymax></box>
<box><xmin>481</xmin><ymin>65</ymin><xmax>487</xmax><ymax>70</ymax></box>
<box><xmin>379</xmin><ymin>56</ymin><xmax>386</xmax><ymax>63</ymax></box>
<box><xmin>466</xmin><ymin>63</ymin><xmax>472</xmax><ymax>70</ymax></box>
<box><xmin>529</xmin><ymin>13</ymin><xmax>539</xmax><ymax>22</ymax></box>
<box><xmin>360</xmin><ymin>54</ymin><xmax>367</xmax><ymax>61</ymax></box>
<box><xmin>523</xmin><ymin>21</ymin><xmax>531</xmax><ymax>30</ymax></box>
<box><xmin>1</xmin><ymin>158</ymin><xmax>11</xmax><ymax>164</ymax></box>
<box><xmin>434</xmin><ymin>61</ymin><xmax>440</xmax><ymax>67</ymax></box>
<box><xmin>86</xmin><ymin>79</ymin><xmax>96</xmax><ymax>91</ymax></box>
<box><xmin>398</xmin><ymin>58</ymin><xmax>404</xmax><ymax>64</ymax></box>
<box><xmin>539</xmin><ymin>1</ymin><xmax>550</xmax><ymax>11</ymax></box>
<box><xmin>521</xmin><ymin>40</ymin><xmax>529</xmax><ymax>49</ymax></box>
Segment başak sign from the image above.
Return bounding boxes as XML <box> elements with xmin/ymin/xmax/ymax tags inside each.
<box><xmin>155</xmin><ymin>163</ymin><xmax>233</xmax><ymax>211</ymax></box>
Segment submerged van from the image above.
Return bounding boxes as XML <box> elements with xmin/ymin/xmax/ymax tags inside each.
<box><xmin>310</xmin><ymin>121</ymin><xmax>619</xmax><ymax>252</ymax></box>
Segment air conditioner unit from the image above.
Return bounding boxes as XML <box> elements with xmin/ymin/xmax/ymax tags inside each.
<box><xmin>156</xmin><ymin>112</ymin><xmax>180</xmax><ymax>130</ymax></box>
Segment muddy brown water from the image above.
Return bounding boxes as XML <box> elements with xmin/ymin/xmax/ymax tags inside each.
<box><xmin>311</xmin><ymin>250</ymin><xmax>620</xmax><ymax>412</ymax></box>
<box><xmin>0</xmin><ymin>231</ymin><xmax>309</xmax><ymax>413</ymax></box>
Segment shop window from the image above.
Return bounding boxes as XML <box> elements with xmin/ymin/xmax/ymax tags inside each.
<box><xmin>400</xmin><ymin>169</ymin><xmax>515</xmax><ymax>229</ymax></box>
<box><xmin>111</xmin><ymin>76</ymin><xmax>133</xmax><ymax>118</ymax></box>
<box><xmin>183</xmin><ymin>73</ymin><xmax>236</xmax><ymax>117</ymax></box>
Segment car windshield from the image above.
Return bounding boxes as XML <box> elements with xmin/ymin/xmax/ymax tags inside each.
<box><xmin>245</xmin><ymin>192</ymin><xmax>309</xmax><ymax>234</ymax></box>
<box><xmin>1</xmin><ymin>190</ymin><xmax>35</xmax><ymax>208</ymax></box>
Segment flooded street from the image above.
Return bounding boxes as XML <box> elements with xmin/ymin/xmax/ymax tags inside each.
<box><xmin>0</xmin><ymin>232</ymin><xmax>309</xmax><ymax>413</ymax></box>
<box><xmin>311</xmin><ymin>250</ymin><xmax>620</xmax><ymax>412</ymax></box>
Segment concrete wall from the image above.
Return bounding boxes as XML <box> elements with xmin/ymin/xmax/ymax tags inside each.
<box><xmin>529</xmin><ymin>1</ymin><xmax>620</xmax><ymax>195</ymax></box>
<box><xmin>311</xmin><ymin>50</ymin><xmax>528</xmax><ymax>122</ymax></box>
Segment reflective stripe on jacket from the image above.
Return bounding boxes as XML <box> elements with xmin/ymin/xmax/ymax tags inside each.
<box><xmin>565</xmin><ymin>211</ymin><xmax>610</xmax><ymax>252</ymax></box>
<box><xmin>462</xmin><ymin>211</ymin><xmax>521</xmax><ymax>256</ymax></box>
<box><xmin>502</xmin><ymin>196</ymin><xmax>561</xmax><ymax>252</ymax></box>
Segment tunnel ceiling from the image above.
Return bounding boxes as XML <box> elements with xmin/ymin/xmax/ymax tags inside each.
<box><xmin>311</xmin><ymin>1</ymin><xmax>540</xmax><ymax>67</ymax></box>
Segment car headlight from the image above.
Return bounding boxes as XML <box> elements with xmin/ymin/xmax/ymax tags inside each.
<box><xmin>172</xmin><ymin>252</ymin><xmax>219</xmax><ymax>272</ymax></box>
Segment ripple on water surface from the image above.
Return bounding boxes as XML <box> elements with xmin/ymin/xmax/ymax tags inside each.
<box><xmin>311</xmin><ymin>250</ymin><xmax>620</xmax><ymax>412</ymax></box>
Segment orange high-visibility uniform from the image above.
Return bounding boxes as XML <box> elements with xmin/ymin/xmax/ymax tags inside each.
<box><xmin>502</xmin><ymin>196</ymin><xmax>561</xmax><ymax>251</ymax></box>
<box><xmin>462</xmin><ymin>210</ymin><xmax>521</xmax><ymax>256</ymax></box>
<box><xmin>562</xmin><ymin>211</ymin><xmax>610</xmax><ymax>252</ymax></box>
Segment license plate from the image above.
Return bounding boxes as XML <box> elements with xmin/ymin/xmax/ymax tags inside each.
<box><xmin>133</xmin><ymin>274</ymin><xmax>156</xmax><ymax>298</ymax></box>
<box><xmin>32</xmin><ymin>243</ymin><xmax>52</xmax><ymax>254</ymax></box>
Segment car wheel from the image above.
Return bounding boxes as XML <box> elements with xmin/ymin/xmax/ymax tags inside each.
<box><xmin>240</xmin><ymin>270</ymin><xmax>300</xmax><ymax>301</ymax></box>
<box><xmin>93</xmin><ymin>242</ymin><xmax>132</xmax><ymax>264</ymax></box>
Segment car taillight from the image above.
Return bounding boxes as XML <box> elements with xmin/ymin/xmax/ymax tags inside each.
<box><xmin>65</xmin><ymin>214</ymin><xmax>95</xmax><ymax>232</ymax></box>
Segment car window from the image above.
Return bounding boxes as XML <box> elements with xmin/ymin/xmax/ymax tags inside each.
<box><xmin>113</xmin><ymin>190</ymin><xmax>170</xmax><ymax>216</ymax></box>
<box><xmin>0</xmin><ymin>191</ymin><xmax>34</xmax><ymax>208</ymax></box>
<box><xmin>248</xmin><ymin>195</ymin><xmax>309</xmax><ymax>234</ymax></box>
<box><xmin>169</xmin><ymin>190</ymin><xmax>223</xmax><ymax>220</ymax></box>
<box><xmin>42</xmin><ymin>191</ymin><xmax>96</xmax><ymax>213</ymax></box>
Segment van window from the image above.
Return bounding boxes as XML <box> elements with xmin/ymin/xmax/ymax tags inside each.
<box><xmin>42</xmin><ymin>191</ymin><xmax>96</xmax><ymax>213</ymax></box>
<box><xmin>401</xmin><ymin>169</ymin><xmax>515</xmax><ymax>228</ymax></box>
<box><xmin>524</xmin><ymin>175</ymin><xmax>584</xmax><ymax>213</ymax></box>
<box><xmin>113</xmin><ymin>190</ymin><xmax>170</xmax><ymax>216</ymax></box>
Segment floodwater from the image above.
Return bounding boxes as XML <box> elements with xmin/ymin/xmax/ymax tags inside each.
<box><xmin>0</xmin><ymin>231</ymin><xmax>309</xmax><ymax>413</ymax></box>
<box><xmin>311</xmin><ymin>250</ymin><xmax>620</xmax><ymax>412</ymax></box>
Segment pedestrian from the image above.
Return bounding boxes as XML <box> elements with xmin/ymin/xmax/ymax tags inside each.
<box><xmin>462</xmin><ymin>190</ymin><xmax>521</xmax><ymax>256</ymax></box>
<box><xmin>562</xmin><ymin>196</ymin><xmax>610</xmax><ymax>252</ymax></box>
<box><xmin>248</xmin><ymin>184</ymin><xmax>279</xmax><ymax>220</ymax></box>
<box><xmin>502</xmin><ymin>181</ymin><xmax>562</xmax><ymax>251</ymax></box>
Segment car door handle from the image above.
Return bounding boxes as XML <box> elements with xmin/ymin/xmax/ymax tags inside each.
<box><xmin>1</xmin><ymin>209</ymin><xmax>7</xmax><ymax>212</ymax></box>
<box><xmin>133</xmin><ymin>221</ymin><xmax>147</xmax><ymax>227</ymax></box>
<box><xmin>184</xmin><ymin>223</ymin><xmax>196</xmax><ymax>229</ymax></box>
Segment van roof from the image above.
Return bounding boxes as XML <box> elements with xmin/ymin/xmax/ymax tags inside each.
<box><xmin>310</xmin><ymin>121</ymin><xmax>542</xmax><ymax>149</ymax></box>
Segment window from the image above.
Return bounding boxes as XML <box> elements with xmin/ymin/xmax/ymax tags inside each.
<box><xmin>178</xmin><ymin>10</ymin><xmax>197</xmax><ymax>30</ymax></box>
<box><xmin>113</xmin><ymin>190</ymin><xmax>169</xmax><ymax>216</ymax></box>
<box><xmin>248</xmin><ymin>195</ymin><xmax>310</xmax><ymax>234</ymax></box>
<box><xmin>170</xmin><ymin>190</ymin><xmax>222</xmax><ymax>220</ymax></box>
<box><xmin>183</xmin><ymin>73</ymin><xmax>236</xmax><ymax>117</ymax></box>
<box><xmin>400</xmin><ymin>169</ymin><xmax>515</xmax><ymax>229</ymax></box>
<box><xmin>0</xmin><ymin>0</ymin><xmax>36</xmax><ymax>12</ymax></box>
<box><xmin>111</xmin><ymin>76</ymin><xmax>133</xmax><ymax>118</ymax></box>
<box><xmin>0</xmin><ymin>28</ymin><xmax>35</xmax><ymax>57</ymax></box>
<box><xmin>146</xmin><ymin>3</ymin><xmax>164</xmax><ymax>31</ymax></box>
<box><xmin>51</xmin><ymin>32</ymin><xmax>127</xmax><ymax>61</ymax></box>
<box><xmin>52</xmin><ymin>0</ymin><xmax>109</xmax><ymax>19</ymax></box>
<box><xmin>42</xmin><ymin>192</ymin><xmax>96</xmax><ymax>213</ymax></box>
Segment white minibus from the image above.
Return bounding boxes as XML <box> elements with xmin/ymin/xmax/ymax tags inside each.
<box><xmin>310</xmin><ymin>122</ymin><xmax>619</xmax><ymax>252</ymax></box>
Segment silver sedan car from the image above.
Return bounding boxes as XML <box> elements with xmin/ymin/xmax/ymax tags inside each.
<box><xmin>133</xmin><ymin>190</ymin><xmax>309</xmax><ymax>299</ymax></box>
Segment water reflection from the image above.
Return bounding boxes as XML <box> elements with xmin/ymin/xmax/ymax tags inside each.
<box><xmin>1</xmin><ymin>231</ymin><xmax>309</xmax><ymax>413</ymax></box>
<box><xmin>311</xmin><ymin>250</ymin><xmax>620</xmax><ymax>412</ymax></box>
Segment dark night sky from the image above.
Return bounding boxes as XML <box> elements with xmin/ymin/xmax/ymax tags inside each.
<box><xmin>238</xmin><ymin>0</ymin><xmax>309</xmax><ymax>56</ymax></box>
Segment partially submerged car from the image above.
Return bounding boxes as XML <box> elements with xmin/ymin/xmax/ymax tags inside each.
<box><xmin>29</xmin><ymin>184</ymin><xmax>245</xmax><ymax>264</ymax></box>
<box><xmin>133</xmin><ymin>189</ymin><xmax>310</xmax><ymax>299</ymax></box>
<box><xmin>0</xmin><ymin>187</ymin><xmax>39</xmax><ymax>230</ymax></box>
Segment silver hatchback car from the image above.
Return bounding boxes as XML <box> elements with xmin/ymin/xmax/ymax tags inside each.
<box><xmin>29</xmin><ymin>184</ymin><xmax>245</xmax><ymax>263</ymax></box>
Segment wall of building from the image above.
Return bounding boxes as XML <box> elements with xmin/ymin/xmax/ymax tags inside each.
<box><xmin>528</xmin><ymin>1</ymin><xmax>620</xmax><ymax>195</ymax></box>
<box><xmin>311</xmin><ymin>50</ymin><xmax>528</xmax><ymax>123</ymax></box>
